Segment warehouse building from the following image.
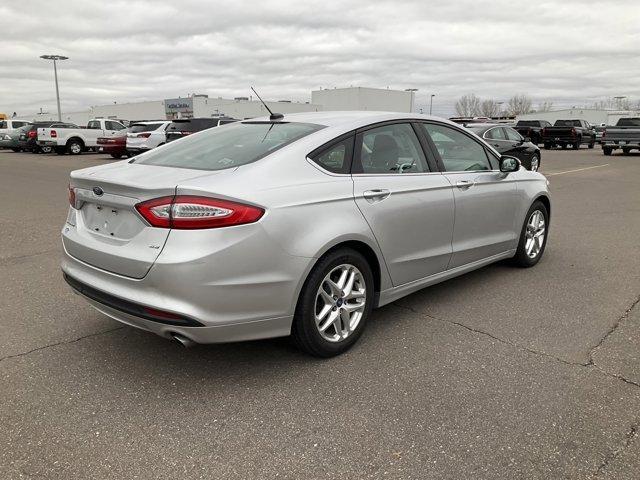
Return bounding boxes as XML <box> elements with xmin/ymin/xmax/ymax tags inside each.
<box><xmin>19</xmin><ymin>86</ymin><xmax>413</xmax><ymax>124</ymax></box>
<box><xmin>516</xmin><ymin>108</ymin><xmax>640</xmax><ymax>125</ymax></box>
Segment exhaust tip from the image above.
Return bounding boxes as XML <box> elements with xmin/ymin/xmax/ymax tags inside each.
<box><xmin>171</xmin><ymin>333</ymin><xmax>196</xmax><ymax>348</ymax></box>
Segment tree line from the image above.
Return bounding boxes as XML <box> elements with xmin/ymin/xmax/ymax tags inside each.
<box><xmin>455</xmin><ymin>94</ymin><xmax>640</xmax><ymax>117</ymax></box>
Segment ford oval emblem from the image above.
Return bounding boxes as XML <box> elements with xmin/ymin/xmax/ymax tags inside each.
<box><xmin>92</xmin><ymin>186</ymin><xmax>104</xmax><ymax>196</ymax></box>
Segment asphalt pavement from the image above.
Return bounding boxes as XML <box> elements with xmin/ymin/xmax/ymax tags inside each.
<box><xmin>1</xmin><ymin>147</ymin><xmax>639</xmax><ymax>479</ymax></box>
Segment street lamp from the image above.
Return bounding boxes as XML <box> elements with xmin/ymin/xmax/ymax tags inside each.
<box><xmin>40</xmin><ymin>54</ymin><xmax>68</xmax><ymax>121</ymax></box>
<box><xmin>429</xmin><ymin>94</ymin><xmax>435</xmax><ymax>115</ymax></box>
<box><xmin>405</xmin><ymin>88</ymin><xmax>418</xmax><ymax>112</ymax></box>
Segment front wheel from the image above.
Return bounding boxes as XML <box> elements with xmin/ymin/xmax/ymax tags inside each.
<box><xmin>573</xmin><ymin>141</ymin><xmax>580</xmax><ymax>149</ymax></box>
<box><xmin>603</xmin><ymin>147</ymin><xmax>612</xmax><ymax>156</ymax></box>
<box><xmin>588</xmin><ymin>141</ymin><xmax>595</xmax><ymax>149</ymax></box>
<box><xmin>67</xmin><ymin>140</ymin><xmax>83</xmax><ymax>155</ymax></box>
<box><xmin>292</xmin><ymin>248</ymin><xmax>374</xmax><ymax>357</ymax></box>
<box><xmin>110</xmin><ymin>153</ymin><xmax>123</xmax><ymax>159</ymax></box>
<box><xmin>529</xmin><ymin>154</ymin><xmax>540</xmax><ymax>172</ymax></box>
<box><xmin>622</xmin><ymin>147</ymin><xmax>631</xmax><ymax>155</ymax></box>
<box><xmin>511</xmin><ymin>201</ymin><xmax>549</xmax><ymax>268</ymax></box>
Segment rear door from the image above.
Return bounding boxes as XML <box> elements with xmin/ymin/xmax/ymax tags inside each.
<box><xmin>419</xmin><ymin>122</ymin><xmax>518</xmax><ymax>268</ymax></box>
<box><xmin>351</xmin><ymin>122</ymin><xmax>454</xmax><ymax>286</ymax></box>
<box><xmin>483</xmin><ymin>126</ymin><xmax>511</xmax><ymax>154</ymax></box>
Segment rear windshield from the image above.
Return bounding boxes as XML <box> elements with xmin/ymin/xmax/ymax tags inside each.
<box><xmin>554</xmin><ymin>120</ymin><xmax>581</xmax><ymax>126</ymax></box>
<box><xmin>137</xmin><ymin>121</ymin><xmax>324</xmax><ymax>171</ymax></box>
<box><xmin>617</xmin><ymin>118</ymin><xmax>640</xmax><ymax>126</ymax></box>
<box><xmin>517</xmin><ymin>121</ymin><xmax>538</xmax><ymax>126</ymax></box>
<box><xmin>167</xmin><ymin>119</ymin><xmax>219</xmax><ymax>133</ymax></box>
<box><xmin>129</xmin><ymin>123</ymin><xmax>164</xmax><ymax>133</ymax></box>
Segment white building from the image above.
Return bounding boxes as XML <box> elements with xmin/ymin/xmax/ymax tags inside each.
<box><xmin>516</xmin><ymin>108</ymin><xmax>640</xmax><ymax>126</ymax></box>
<box><xmin>16</xmin><ymin>86</ymin><xmax>415</xmax><ymax>124</ymax></box>
<box><xmin>311</xmin><ymin>87</ymin><xmax>414</xmax><ymax>112</ymax></box>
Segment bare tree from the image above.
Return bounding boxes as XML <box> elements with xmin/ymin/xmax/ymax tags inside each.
<box><xmin>455</xmin><ymin>94</ymin><xmax>481</xmax><ymax>117</ymax></box>
<box><xmin>479</xmin><ymin>99</ymin><xmax>500</xmax><ymax>117</ymax></box>
<box><xmin>536</xmin><ymin>101</ymin><xmax>554</xmax><ymax>112</ymax></box>
<box><xmin>507</xmin><ymin>95</ymin><xmax>532</xmax><ymax>115</ymax></box>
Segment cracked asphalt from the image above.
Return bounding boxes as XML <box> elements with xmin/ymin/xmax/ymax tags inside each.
<box><xmin>1</xmin><ymin>148</ymin><xmax>639</xmax><ymax>479</ymax></box>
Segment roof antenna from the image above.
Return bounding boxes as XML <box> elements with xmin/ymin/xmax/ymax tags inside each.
<box><xmin>251</xmin><ymin>87</ymin><xmax>284</xmax><ymax>121</ymax></box>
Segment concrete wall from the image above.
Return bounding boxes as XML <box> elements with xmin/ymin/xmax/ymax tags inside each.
<box><xmin>193</xmin><ymin>97</ymin><xmax>321</xmax><ymax>119</ymax></box>
<box><xmin>516</xmin><ymin>109</ymin><xmax>640</xmax><ymax>126</ymax></box>
<box><xmin>90</xmin><ymin>101</ymin><xmax>166</xmax><ymax>122</ymax></box>
<box><xmin>311</xmin><ymin>87</ymin><xmax>414</xmax><ymax>112</ymax></box>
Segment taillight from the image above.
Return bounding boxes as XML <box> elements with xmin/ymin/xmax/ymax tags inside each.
<box><xmin>571</xmin><ymin>128</ymin><xmax>576</xmax><ymax>136</ymax></box>
<box><xmin>136</xmin><ymin>133</ymin><xmax>152</xmax><ymax>138</ymax></box>
<box><xmin>135</xmin><ymin>195</ymin><xmax>264</xmax><ymax>229</ymax></box>
<box><xmin>51</xmin><ymin>130</ymin><xmax>57</xmax><ymax>138</ymax></box>
<box><xmin>28</xmin><ymin>130</ymin><xmax>37</xmax><ymax>139</ymax></box>
<box><xmin>181</xmin><ymin>131</ymin><xmax>192</xmax><ymax>136</ymax></box>
<box><xmin>602</xmin><ymin>129</ymin><xmax>606</xmax><ymax>139</ymax></box>
<box><xmin>68</xmin><ymin>184</ymin><xmax>76</xmax><ymax>208</ymax></box>
<box><xmin>542</xmin><ymin>127</ymin><xmax>546</xmax><ymax>135</ymax></box>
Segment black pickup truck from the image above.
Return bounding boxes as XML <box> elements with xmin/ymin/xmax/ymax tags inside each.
<box><xmin>541</xmin><ymin>119</ymin><xmax>596</xmax><ymax>150</ymax></box>
<box><xmin>513</xmin><ymin>120</ymin><xmax>552</xmax><ymax>145</ymax></box>
<box><xmin>601</xmin><ymin>118</ymin><xmax>640</xmax><ymax>155</ymax></box>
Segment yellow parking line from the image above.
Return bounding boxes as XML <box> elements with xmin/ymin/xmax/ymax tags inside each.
<box><xmin>545</xmin><ymin>164</ymin><xmax>610</xmax><ymax>176</ymax></box>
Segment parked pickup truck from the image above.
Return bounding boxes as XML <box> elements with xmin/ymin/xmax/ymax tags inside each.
<box><xmin>541</xmin><ymin>119</ymin><xmax>596</xmax><ymax>150</ymax></box>
<box><xmin>602</xmin><ymin>118</ymin><xmax>640</xmax><ymax>155</ymax></box>
<box><xmin>37</xmin><ymin>118</ymin><xmax>127</xmax><ymax>155</ymax></box>
<box><xmin>513</xmin><ymin>120</ymin><xmax>552</xmax><ymax>145</ymax></box>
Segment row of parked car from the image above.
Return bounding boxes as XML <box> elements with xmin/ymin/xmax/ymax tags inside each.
<box><xmin>0</xmin><ymin>116</ymin><xmax>239</xmax><ymax>158</ymax></box>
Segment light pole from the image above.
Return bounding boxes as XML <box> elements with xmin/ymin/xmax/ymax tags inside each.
<box><xmin>429</xmin><ymin>94</ymin><xmax>435</xmax><ymax>115</ymax></box>
<box><xmin>405</xmin><ymin>88</ymin><xmax>418</xmax><ymax>112</ymax></box>
<box><xmin>40</xmin><ymin>54</ymin><xmax>68</xmax><ymax>121</ymax></box>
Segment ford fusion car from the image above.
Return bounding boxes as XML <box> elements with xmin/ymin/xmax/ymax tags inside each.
<box><xmin>62</xmin><ymin>112</ymin><xmax>551</xmax><ymax>357</ymax></box>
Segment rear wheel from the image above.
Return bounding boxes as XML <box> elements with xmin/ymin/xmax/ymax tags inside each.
<box><xmin>603</xmin><ymin>147</ymin><xmax>612</xmax><ymax>156</ymax></box>
<box><xmin>588</xmin><ymin>141</ymin><xmax>595</xmax><ymax>149</ymax></box>
<box><xmin>529</xmin><ymin>154</ymin><xmax>540</xmax><ymax>172</ymax></box>
<box><xmin>292</xmin><ymin>248</ymin><xmax>374</xmax><ymax>357</ymax></box>
<box><xmin>573</xmin><ymin>140</ymin><xmax>580</xmax><ymax>149</ymax></box>
<box><xmin>511</xmin><ymin>201</ymin><xmax>549</xmax><ymax>268</ymax></box>
<box><xmin>67</xmin><ymin>139</ymin><xmax>83</xmax><ymax>155</ymax></box>
<box><xmin>40</xmin><ymin>145</ymin><xmax>53</xmax><ymax>154</ymax></box>
<box><xmin>544</xmin><ymin>143</ymin><xmax>552</xmax><ymax>150</ymax></box>
<box><xmin>10</xmin><ymin>147</ymin><xmax>21</xmax><ymax>152</ymax></box>
<box><xmin>561</xmin><ymin>144</ymin><xmax>567</xmax><ymax>149</ymax></box>
<box><xmin>110</xmin><ymin>153</ymin><xmax>123</xmax><ymax>159</ymax></box>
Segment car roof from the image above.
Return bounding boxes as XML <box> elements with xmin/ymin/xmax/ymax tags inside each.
<box><xmin>241</xmin><ymin>111</ymin><xmax>460</xmax><ymax>130</ymax></box>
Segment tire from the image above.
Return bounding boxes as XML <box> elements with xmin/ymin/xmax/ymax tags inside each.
<box><xmin>603</xmin><ymin>147</ymin><xmax>612</xmax><ymax>156</ymax></box>
<box><xmin>588</xmin><ymin>142</ymin><xmax>595</xmax><ymax>149</ymax></box>
<box><xmin>10</xmin><ymin>147</ymin><xmax>21</xmax><ymax>152</ymax></box>
<box><xmin>573</xmin><ymin>140</ymin><xmax>580</xmax><ymax>149</ymax></box>
<box><xmin>543</xmin><ymin>143</ymin><xmax>552</xmax><ymax>150</ymax></box>
<box><xmin>291</xmin><ymin>248</ymin><xmax>374</xmax><ymax>357</ymax></box>
<box><xmin>67</xmin><ymin>139</ymin><xmax>84</xmax><ymax>155</ymax></box>
<box><xmin>561</xmin><ymin>144</ymin><xmax>567</xmax><ymax>149</ymax></box>
<box><xmin>40</xmin><ymin>146</ymin><xmax>53</xmax><ymax>154</ymax></box>
<box><xmin>511</xmin><ymin>201</ymin><xmax>549</xmax><ymax>268</ymax></box>
<box><xmin>622</xmin><ymin>147</ymin><xmax>631</xmax><ymax>155</ymax></box>
<box><xmin>55</xmin><ymin>146</ymin><xmax>66</xmax><ymax>155</ymax></box>
<box><xmin>110</xmin><ymin>153</ymin><xmax>123</xmax><ymax>159</ymax></box>
<box><xmin>529</xmin><ymin>154</ymin><xmax>540</xmax><ymax>172</ymax></box>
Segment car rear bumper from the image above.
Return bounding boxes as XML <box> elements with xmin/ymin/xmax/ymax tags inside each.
<box><xmin>38</xmin><ymin>140</ymin><xmax>58</xmax><ymax>146</ymax></box>
<box><xmin>602</xmin><ymin>141</ymin><xmax>640</xmax><ymax>148</ymax></box>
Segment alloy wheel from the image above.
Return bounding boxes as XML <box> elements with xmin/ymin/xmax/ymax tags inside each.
<box><xmin>525</xmin><ymin>210</ymin><xmax>545</xmax><ymax>258</ymax></box>
<box><xmin>530</xmin><ymin>155</ymin><xmax>539</xmax><ymax>171</ymax></box>
<box><xmin>314</xmin><ymin>264</ymin><xmax>366</xmax><ymax>342</ymax></box>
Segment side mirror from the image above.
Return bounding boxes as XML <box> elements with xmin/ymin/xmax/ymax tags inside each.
<box><xmin>499</xmin><ymin>155</ymin><xmax>520</xmax><ymax>173</ymax></box>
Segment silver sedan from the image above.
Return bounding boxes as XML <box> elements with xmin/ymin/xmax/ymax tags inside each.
<box><xmin>62</xmin><ymin>112</ymin><xmax>551</xmax><ymax>357</ymax></box>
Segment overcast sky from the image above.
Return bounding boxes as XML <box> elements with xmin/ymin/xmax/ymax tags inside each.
<box><xmin>2</xmin><ymin>0</ymin><xmax>639</xmax><ymax>117</ymax></box>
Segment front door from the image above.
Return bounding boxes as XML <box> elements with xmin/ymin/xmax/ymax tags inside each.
<box><xmin>351</xmin><ymin>122</ymin><xmax>454</xmax><ymax>286</ymax></box>
<box><xmin>419</xmin><ymin>122</ymin><xmax>519</xmax><ymax>269</ymax></box>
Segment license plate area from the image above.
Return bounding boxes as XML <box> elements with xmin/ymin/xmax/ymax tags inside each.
<box><xmin>554</xmin><ymin>137</ymin><xmax>560</xmax><ymax>141</ymax></box>
<box><xmin>81</xmin><ymin>202</ymin><xmax>143</xmax><ymax>239</ymax></box>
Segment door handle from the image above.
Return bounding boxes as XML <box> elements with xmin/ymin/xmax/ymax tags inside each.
<box><xmin>456</xmin><ymin>180</ymin><xmax>474</xmax><ymax>189</ymax></box>
<box><xmin>363</xmin><ymin>189</ymin><xmax>391</xmax><ymax>203</ymax></box>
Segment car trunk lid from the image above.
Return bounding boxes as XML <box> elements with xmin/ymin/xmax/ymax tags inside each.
<box><xmin>63</xmin><ymin>162</ymin><xmax>229</xmax><ymax>278</ymax></box>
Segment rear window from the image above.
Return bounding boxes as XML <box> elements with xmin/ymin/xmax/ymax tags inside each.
<box><xmin>129</xmin><ymin>123</ymin><xmax>165</xmax><ymax>133</ymax></box>
<box><xmin>167</xmin><ymin>119</ymin><xmax>219</xmax><ymax>133</ymax></box>
<box><xmin>517</xmin><ymin>121</ymin><xmax>538</xmax><ymax>126</ymax></box>
<box><xmin>554</xmin><ymin>120</ymin><xmax>581</xmax><ymax>127</ymax></box>
<box><xmin>617</xmin><ymin>118</ymin><xmax>640</xmax><ymax>126</ymax></box>
<box><xmin>137</xmin><ymin>121</ymin><xmax>324</xmax><ymax>171</ymax></box>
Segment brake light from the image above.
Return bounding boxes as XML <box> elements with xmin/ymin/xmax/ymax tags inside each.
<box><xmin>68</xmin><ymin>184</ymin><xmax>76</xmax><ymax>208</ymax></box>
<box><xmin>28</xmin><ymin>130</ymin><xmax>37</xmax><ymax>139</ymax></box>
<box><xmin>602</xmin><ymin>129</ymin><xmax>606</xmax><ymax>139</ymax></box>
<box><xmin>542</xmin><ymin>127</ymin><xmax>546</xmax><ymax>135</ymax></box>
<box><xmin>181</xmin><ymin>131</ymin><xmax>192</xmax><ymax>136</ymax></box>
<box><xmin>136</xmin><ymin>132</ymin><xmax>152</xmax><ymax>138</ymax></box>
<box><xmin>135</xmin><ymin>196</ymin><xmax>264</xmax><ymax>229</ymax></box>
<box><xmin>51</xmin><ymin>130</ymin><xmax>57</xmax><ymax>138</ymax></box>
<box><xmin>571</xmin><ymin>128</ymin><xmax>576</xmax><ymax>136</ymax></box>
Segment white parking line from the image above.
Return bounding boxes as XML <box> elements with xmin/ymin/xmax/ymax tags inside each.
<box><xmin>545</xmin><ymin>164</ymin><xmax>610</xmax><ymax>176</ymax></box>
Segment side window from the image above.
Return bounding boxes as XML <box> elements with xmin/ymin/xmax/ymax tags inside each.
<box><xmin>310</xmin><ymin>136</ymin><xmax>354</xmax><ymax>174</ymax></box>
<box><xmin>106</xmin><ymin>121</ymin><xmax>124</xmax><ymax>130</ymax></box>
<box><xmin>420</xmin><ymin>123</ymin><xmax>492</xmax><ymax>172</ymax></box>
<box><xmin>485</xmin><ymin>127</ymin><xmax>506</xmax><ymax>140</ymax></box>
<box><xmin>504</xmin><ymin>128</ymin><xmax>522</xmax><ymax>141</ymax></box>
<box><xmin>0</xmin><ymin>121</ymin><xmax>6</xmax><ymax>129</ymax></box>
<box><xmin>13</xmin><ymin>121</ymin><xmax>25</xmax><ymax>128</ymax></box>
<box><xmin>356</xmin><ymin>123</ymin><xmax>428</xmax><ymax>174</ymax></box>
<box><xmin>87</xmin><ymin>121</ymin><xmax>100</xmax><ymax>129</ymax></box>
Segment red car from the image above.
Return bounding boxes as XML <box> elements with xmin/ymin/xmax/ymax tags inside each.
<box><xmin>97</xmin><ymin>135</ymin><xmax>128</xmax><ymax>159</ymax></box>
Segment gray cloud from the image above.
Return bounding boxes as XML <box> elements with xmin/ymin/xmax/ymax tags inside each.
<box><xmin>2</xmin><ymin>0</ymin><xmax>639</xmax><ymax>117</ymax></box>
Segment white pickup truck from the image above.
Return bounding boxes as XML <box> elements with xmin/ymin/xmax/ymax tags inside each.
<box><xmin>38</xmin><ymin>118</ymin><xmax>127</xmax><ymax>155</ymax></box>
